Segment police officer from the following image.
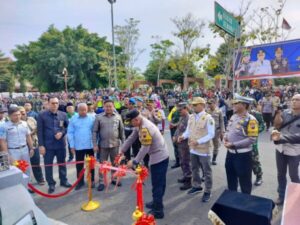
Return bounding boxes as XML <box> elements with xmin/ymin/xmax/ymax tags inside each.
<box><xmin>119</xmin><ymin>109</ymin><xmax>169</xmax><ymax>219</ymax></box>
<box><xmin>144</xmin><ymin>99</ymin><xmax>162</xmax><ymax>126</ymax></box>
<box><xmin>0</xmin><ymin>107</ymin><xmax>34</xmax><ymax>178</ymax></box>
<box><xmin>272</xmin><ymin>93</ymin><xmax>300</xmax><ymax>205</ymax></box>
<box><xmin>207</xmin><ymin>99</ymin><xmax>225</xmax><ymax>165</ymax></box>
<box><xmin>224</xmin><ymin>94</ymin><xmax>258</xmax><ymax>194</ymax></box>
<box><xmin>173</xmin><ymin>102</ymin><xmax>192</xmax><ymax>190</ymax></box>
<box><xmin>179</xmin><ymin>97</ymin><xmax>215</xmax><ymax>202</ymax></box>
<box><xmin>249</xmin><ymin>101</ymin><xmax>265</xmax><ymax>186</ymax></box>
<box><xmin>37</xmin><ymin>96</ymin><xmax>71</xmax><ymax>194</ymax></box>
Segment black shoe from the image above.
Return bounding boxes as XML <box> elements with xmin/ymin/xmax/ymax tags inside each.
<box><xmin>171</xmin><ymin>162</ymin><xmax>180</xmax><ymax>169</ymax></box>
<box><xmin>180</xmin><ymin>181</ymin><xmax>192</xmax><ymax>191</ymax></box>
<box><xmin>274</xmin><ymin>197</ymin><xmax>284</xmax><ymax>206</ymax></box>
<box><xmin>145</xmin><ymin>201</ymin><xmax>154</xmax><ymax>209</ymax></box>
<box><xmin>48</xmin><ymin>185</ymin><xmax>55</xmax><ymax>194</ymax></box>
<box><xmin>60</xmin><ymin>181</ymin><xmax>72</xmax><ymax>188</ymax></box>
<box><xmin>187</xmin><ymin>187</ymin><xmax>203</xmax><ymax>195</ymax></box>
<box><xmin>254</xmin><ymin>177</ymin><xmax>263</xmax><ymax>186</ymax></box>
<box><xmin>37</xmin><ymin>180</ymin><xmax>46</xmax><ymax>186</ymax></box>
<box><xmin>177</xmin><ymin>177</ymin><xmax>186</xmax><ymax>183</ymax></box>
<box><xmin>75</xmin><ymin>183</ymin><xmax>84</xmax><ymax>191</ymax></box>
<box><xmin>211</xmin><ymin>160</ymin><xmax>217</xmax><ymax>165</ymax></box>
<box><xmin>111</xmin><ymin>180</ymin><xmax>122</xmax><ymax>187</ymax></box>
<box><xmin>201</xmin><ymin>177</ymin><xmax>205</xmax><ymax>182</ymax></box>
<box><xmin>97</xmin><ymin>183</ymin><xmax>105</xmax><ymax>192</ymax></box>
<box><xmin>28</xmin><ymin>188</ymin><xmax>34</xmax><ymax>194</ymax></box>
<box><xmin>67</xmin><ymin>158</ymin><xmax>73</xmax><ymax>162</ymax></box>
<box><xmin>148</xmin><ymin>209</ymin><xmax>164</xmax><ymax>219</ymax></box>
<box><xmin>202</xmin><ymin>192</ymin><xmax>211</xmax><ymax>202</ymax></box>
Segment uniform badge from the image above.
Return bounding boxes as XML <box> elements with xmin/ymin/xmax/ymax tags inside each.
<box><xmin>247</xmin><ymin>119</ymin><xmax>258</xmax><ymax>137</ymax></box>
<box><xmin>139</xmin><ymin>128</ymin><xmax>152</xmax><ymax>146</ymax></box>
<box><xmin>59</xmin><ymin>120</ymin><xmax>64</xmax><ymax>127</ymax></box>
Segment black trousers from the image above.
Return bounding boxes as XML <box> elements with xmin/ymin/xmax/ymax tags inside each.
<box><xmin>75</xmin><ymin>149</ymin><xmax>95</xmax><ymax>184</ymax></box>
<box><xmin>30</xmin><ymin>148</ymin><xmax>44</xmax><ymax>183</ymax></box>
<box><xmin>124</xmin><ymin>130</ymin><xmax>141</xmax><ymax>161</ymax></box>
<box><xmin>44</xmin><ymin>148</ymin><xmax>68</xmax><ymax>186</ymax></box>
<box><xmin>151</xmin><ymin>158</ymin><xmax>169</xmax><ymax>210</ymax></box>
<box><xmin>225</xmin><ymin>151</ymin><xmax>252</xmax><ymax>194</ymax></box>
<box><xmin>262</xmin><ymin>113</ymin><xmax>272</xmax><ymax>130</ymax></box>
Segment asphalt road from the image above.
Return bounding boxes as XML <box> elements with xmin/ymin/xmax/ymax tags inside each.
<box><xmin>33</xmin><ymin>130</ymin><xmax>284</xmax><ymax>225</ymax></box>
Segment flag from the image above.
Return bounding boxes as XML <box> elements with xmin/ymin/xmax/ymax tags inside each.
<box><xmin>282</xmin><ymin>18</ymin><xmax>291</xmax><ymax>30</ymax></box>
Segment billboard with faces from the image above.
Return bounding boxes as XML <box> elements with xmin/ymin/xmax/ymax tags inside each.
<box><xmin>234</xmin><ymin>39</ymin><xmax>300</xmax><ymax>81</ymax></box>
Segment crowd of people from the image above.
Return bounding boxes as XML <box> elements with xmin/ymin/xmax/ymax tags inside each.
<box><xmin>0</xmin><ymin>84</ymin><xmax>299</xmax><ymax>220</ymax></box>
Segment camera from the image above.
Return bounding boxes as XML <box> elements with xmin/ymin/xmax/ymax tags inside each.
<box><xmin>278</xmin><ymin>104</ymin><xmax>288</xmax><ymax>111</ymax></box>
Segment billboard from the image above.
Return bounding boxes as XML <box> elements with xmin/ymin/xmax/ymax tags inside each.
<box><xmin>234</xmin><ymin>39</ymin><xmax>300</xmax><ymax>81</ymax></box>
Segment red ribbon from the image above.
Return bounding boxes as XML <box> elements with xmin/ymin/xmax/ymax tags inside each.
<box><xmin>114</xmin><ymin>153</ymin><xmax>122</xmax><ymax>165</ymax></box>
<box><xmin>15</xmin><ymin>160</ymin><xmax>29</xmax><ymax>173</ymax></box>
<box><xmin>27</xmin><ymin>168</ymin><xmax>85</xmax><ymax>198</ymax></box>
<box><xmin>99</xmin><ymin>161</ymin><xmax>112</xmax><ymax>189</ymax></box>
<box><xmin>89</xmin><ymin>156</ymin><xmax>96</xmax><ymax>170</ymax></box>
<box><xmin>112</xmin><ymin>165</ymin><xmax>127</xmax><ymax>190</ymax></box>
<box><xmin>136</xmin><ymin>214</ymin><xmax>156</xmax><ymax>225</ymax></box>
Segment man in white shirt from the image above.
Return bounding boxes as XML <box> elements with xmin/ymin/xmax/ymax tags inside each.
<box><xmin>178</xmin><ymin>97</ymin><xmax>215</xmax><ymax>202</ymax></box>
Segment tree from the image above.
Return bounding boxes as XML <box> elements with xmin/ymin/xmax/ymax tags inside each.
<box><xmin>0</xmin><ymin>50</ymin><xmax>15</xmax><ymax>92</ymax></box>
<box><xmin>171</xmin><ymin>13</ymin><xmax>208</xmax><ymax>90</ymax></box>
<box><xmin>13</xmin><ymin>25</ymin><xmax>118</xmax><ymax>92</ymax></box>
<box><xmin>114</xmin><ymin>18</ymin><xmax>145</xmax><ymax>90</ymax></box>
<box><xmin>149</xmin><ymin>38</ymin><xmax>174</xmax><ymax>86</ymax></box>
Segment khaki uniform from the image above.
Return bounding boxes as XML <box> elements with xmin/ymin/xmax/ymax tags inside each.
<box><xmin>183</xmin><ymin>112</ymin><xmax>215</xmax><ymax>193</ymax></box>
<box><xmin>207</xmin><ymin>108</ymin><xmax>225</xmax><ymax>158</ymax></box>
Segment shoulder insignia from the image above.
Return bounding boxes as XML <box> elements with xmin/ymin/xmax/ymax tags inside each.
<box><xmin>139</xmin><ymin>128</ymin><xmax>152</xmax><ymax>146</ymax></box>
<box><xmin>156</xmin><ymin>111</ymin><xmax>162</xmax><ymax>119</ymax></box>
<box><xmin>247</xmin><ymin>119</ymin><xmax>258</xmax><ymax>137</ymax></box>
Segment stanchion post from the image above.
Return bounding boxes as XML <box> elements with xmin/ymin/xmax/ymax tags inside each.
<box><xmin>132</xmin><ymin>166</ymin><xmax>156</xmax><ymax>225</ymax></box>
<box><xmin>81</xmin><ymin>156</ymin><xmax>100</xmax><ymax>211</ymax></box>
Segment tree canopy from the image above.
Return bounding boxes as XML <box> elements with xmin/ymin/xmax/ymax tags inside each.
<box><xmin>13</xmin><ymin>25</ymin><xmax>122</xmax><ymax>92</ymax></box>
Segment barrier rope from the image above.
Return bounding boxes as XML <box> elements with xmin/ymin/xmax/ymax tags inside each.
<box><xmin>27</xmin><ymin>168</ymin><xmax>86</xmax><ymax>198</ymax></box>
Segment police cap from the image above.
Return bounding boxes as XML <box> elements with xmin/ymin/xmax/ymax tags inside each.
<box><xmin>126</xmin><ymin>109</ymin><xmax>140</xmax><ymax>121</ymax></box>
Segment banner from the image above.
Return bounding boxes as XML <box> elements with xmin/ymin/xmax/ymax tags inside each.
<box><xmin>235</xmin><ymin>39</ymin><xmax>300</xmax><ymax>80</ymax></box>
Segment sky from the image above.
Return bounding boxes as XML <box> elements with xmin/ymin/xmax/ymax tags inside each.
<box><xmin>0</xmin><ymin>0</ymin><xmax>299</xmax><ymax>71</ymax></box>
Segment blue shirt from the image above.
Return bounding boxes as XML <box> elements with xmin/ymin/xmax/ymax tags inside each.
<box><xmin>27</xmin><ymin>110</ymin><xmax>38</xmax><ymax>120</ymax></box>
<box><xmin>67</xmin><ymin>114</ymin><xmax>95</xmax><ymax>150</ymax></box>
<box><xmin>37</xmin><ymin>110</ymin><xmax>69</xmax><ymax>150</ymax></box>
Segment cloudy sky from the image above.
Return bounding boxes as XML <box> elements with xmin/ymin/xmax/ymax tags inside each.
<box><xmin>0</xmin><ymin>0</ymin><xmax>299</xmax><ymax>71</ymax></box>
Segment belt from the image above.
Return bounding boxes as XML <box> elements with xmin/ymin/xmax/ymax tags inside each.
<box><xmin>228</xmin><ymin>148</ymin><xmax>251</xmax><ymax>154</ymax></box>
<box><xmin>8</xmin><ymin>145</ymin><xmax>27</xmax><ymax>150</ymax></box>
<box><xmin>124</xmin><ymin>127</ymin><xmax>133</xmax><ymax>131</ymax></box>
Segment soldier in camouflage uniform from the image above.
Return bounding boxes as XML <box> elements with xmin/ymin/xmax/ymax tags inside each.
<box><xmin>249</xmin><ymin>101</ymin><xmax>265</xmax><ymax>186</ymax></box>
<box><xmin>207</xmin><ymin>99</ymin><xmax>225</xmax><ymax>165</ymax></box>
<box><xmin>168</xmin><ymin>102</ymin><xmax>181</xmax><ymax>168</ymax></box>
<box><xmin>173</xmin><ymin>102</ymin><xmax>192</xmax><ymax>190</ymax></box>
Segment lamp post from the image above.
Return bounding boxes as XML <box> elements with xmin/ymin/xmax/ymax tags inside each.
<box><xmin>108</xmin><ymin>0</ymin><xmax>118</xmax><ymax>89</ymax></box>
<box><xmin>62</xmin><ymin>67</ymin><xmax>68</xmax><ymax>93</ymax></box>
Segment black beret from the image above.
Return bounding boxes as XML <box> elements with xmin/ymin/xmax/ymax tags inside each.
<box><xmin>126</xmin><ymin>109</ymin><xmax>140</xmax><ymax>120</ymax></box>
<box><xmin>66</xmin><ymin>102</ymin><xmax>73</xmax><ymax>107</ymax></box>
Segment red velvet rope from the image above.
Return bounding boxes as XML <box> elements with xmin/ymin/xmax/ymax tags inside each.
<box><xmin>27</xmin><ymin>168</ymin><xmax>86</xmax><ymax>198</ymax></box>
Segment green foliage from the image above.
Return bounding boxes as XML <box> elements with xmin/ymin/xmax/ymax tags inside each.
<box><xmin>13</xmin><ymin>25</ymin><xmax>120</xmax><ymax>92</ymax></box>
<box><xmin>0</xmin><ymin>50</ymin><xmax>15</xmax><ymax>92</ymax></box>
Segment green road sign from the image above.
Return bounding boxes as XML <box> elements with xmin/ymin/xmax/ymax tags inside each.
<box><xmin>214</xmin><ymin>1</ymin><xmax>240</xmax><ymax>37</ymax></box>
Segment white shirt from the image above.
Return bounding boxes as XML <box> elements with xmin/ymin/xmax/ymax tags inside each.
<box><xmin>182</xmin><ymin>111</ymin><xmax>215</xmax><ymax>156</ymax></box>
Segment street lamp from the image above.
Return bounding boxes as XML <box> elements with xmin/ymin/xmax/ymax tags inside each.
<box><xmin>62</xmin><ymin>67</ymin><xmax>68</xmax><ymax>93</ymax></box>
<box><xmin>108</xmin><ymin>0</ymin><xmax>118</xmax><ymax>89</ymax></box>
